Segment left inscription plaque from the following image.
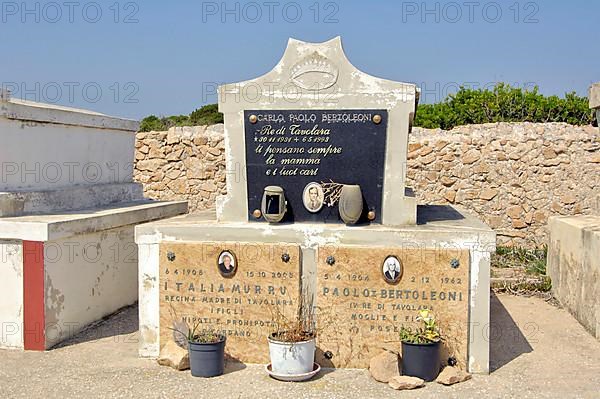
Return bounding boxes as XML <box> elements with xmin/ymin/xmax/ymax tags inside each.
<box><xmin>159</xmin><ymin>242</ymin><xmax>301</xmax><ymax>364</ymax></box>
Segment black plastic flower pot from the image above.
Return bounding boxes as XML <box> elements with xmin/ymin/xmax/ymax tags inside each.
<box><xmin>188</xmin><ymin>336</ymin><xmax>226</xmax><ymax>378</ymax></box>
<box><xmin>401</xmin><ymin>341</ymin><xmax>441</xmax><ymax>382</ymax></box>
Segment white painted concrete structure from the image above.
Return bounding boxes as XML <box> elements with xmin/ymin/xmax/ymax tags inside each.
<box><xmin>547</xmin><ymin>83</ymin><xmax>600</xmax><ymax>341</ymax></box>
<box><xmin>0</xmin><ymin>94</ymin><xmax>138</xmax><ymax>192</ymax></box>
<box><xmin>0</xmin><ymin>91</ymin><xmax>187</xmax><ymax>350</ymax></box>
<box><xmin>548</xmin><ymin>216</ymin><xmax>600</xmax><ymax>340</ymax></box>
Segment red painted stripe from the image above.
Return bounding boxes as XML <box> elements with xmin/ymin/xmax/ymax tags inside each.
<box><xmin>23</xmin><ymin>241</ymin><xmax>45</xmax><ymax>351</ymax></box>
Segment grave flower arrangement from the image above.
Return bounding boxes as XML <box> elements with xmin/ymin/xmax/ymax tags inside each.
<box><xmin>171</xmin><ymin>320</ymin><xmax>226</xmax><ymax>378</ymax></box>
<box><xmin>266</xmin><ymin>295</ymin><xmax>318</xmax><ymax>380</ymax></box>
<box><xmin>399</xmin><ymin>310</ymin><xmax>442</xmax><ymax>381</ymax></box>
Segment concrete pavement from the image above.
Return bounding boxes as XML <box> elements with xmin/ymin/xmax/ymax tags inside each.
<box><xmin>1</xmin><ymin>293</ymin><xmax>599</xmax><ymax>398</ymax></box>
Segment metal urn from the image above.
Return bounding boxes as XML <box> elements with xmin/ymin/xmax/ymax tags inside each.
<box><xmin>261</xmin><ymin>186</ymin><xmax>287</xmax><ymax>223</ymax></box>
<box><xmin>338</xmin><ymin>185</ymin><xmax>363</xmax><ymax>225</ymax></box>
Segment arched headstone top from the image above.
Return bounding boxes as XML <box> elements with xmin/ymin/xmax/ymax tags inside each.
<box><xmin>217</xmin><ymin>37</ymin><xmax>418</xmax><ymax>226</ymax></box>
<box><xmin>219</xmin><ymin>37</ymin><xmax>419</xmax><ymax>112</ymax></box>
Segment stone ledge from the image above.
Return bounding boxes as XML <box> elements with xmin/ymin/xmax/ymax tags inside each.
<box><xmin>0</xmin><ymin>200</ymin><xmax>188</xmax><ymax>241</ymax></box>
<box><xmin>0</xmin><ymin>97</ymin><xmax>139</xmax><ymax>131</ymax></box>
<box><xmin>135</xmin><ymin>205</ymin><xmax>496</xmax><ymax>250</ymax></box>
<box><xmin>0</xmin><ymin>183</ymin><xmax>144</xmax><ymax>217</ymax></box>
<box><xmin>548</xmin><ymin>215</ymin><xmax>600</xmax><ymax>340</ymax></box>
<box><xmin>549</xmin><ymin>215</ymin><xmax>600</xmax><ymax>230</ymax></box>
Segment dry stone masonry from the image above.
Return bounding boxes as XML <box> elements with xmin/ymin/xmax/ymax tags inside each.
<box><xmin>135</xmin><ymin>122</ymin><xmax>599</xmax><ymax>247</ymax></box>
<box><xmin>134</xmin><ymin>125</ymin><xmax>226</xmax><ymax>212</ymax></box>
<box><xmin>408</xmin><ymin>122</ymin><xmax>599</xmax><ymax>247</ymax></box>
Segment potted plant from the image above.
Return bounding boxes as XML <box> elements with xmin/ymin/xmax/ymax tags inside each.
<box><xmin>399</xmin><ymin>309</ymin><xmax>442</xmax><ymax>382</ymax></box>
<box><xmin>171</xmin><ymin>320</ymin><xmax>226</xmax><ymax>378</ymax></box>
<box><xmin>267</xmin><ymin>297</ymin><xmax>317</xmax><ymax>377</ymax></box>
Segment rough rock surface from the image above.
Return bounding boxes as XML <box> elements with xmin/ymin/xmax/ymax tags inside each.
<box><xmin>134</xmin><ymin>125</ymin><xmax>226</xmax><ymax>213</ymax></box>
<box><xmin>408</xmin><ymin>122</ymin><xmax>599</xmax><ymax>247</ymax></box>
<box><xmin>388</xmin><ymin>376</ymin><xmax>425</xmax><ymax>390</ymax></box>
<box><xmin>134</xmin><ymin>122</ymin><xmax>600</xmax><ymax>247</ymax></box>
<box><xmin>157</xmin><ymin>340</ymin><xmax>189</xmax><ymax>371</ymax></box>
<box><xmin>436</xmin><ymin>366</ymin><xmax>472</xmax><ymax>385</ymax></box>
<box><xmin>369</xmin><ymin>350</ymin><xmax>401</xmax><ymax>383</ymax></box>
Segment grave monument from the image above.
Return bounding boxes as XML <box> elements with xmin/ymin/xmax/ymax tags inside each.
<box><xmin>0</xmin><ymin>92</ymin><xmax>187</xmax><ymax>350</ymax></box>
<box><xmin>136</xmin><ymin>37</ymin><xmax>495</xmax><ymax>373</ymax></box>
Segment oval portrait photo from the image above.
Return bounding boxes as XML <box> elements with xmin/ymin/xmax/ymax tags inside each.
<box><xmin>382</xmin><ymin>255</ymin><xmax>403</xmax><ymax>285</ymax></box>
<box><xmin>302</xmin><ymin>182</ymin><xmax>325</xmax><ymax>213</ymax></box>
<box><xmin>217</xmin><ymin>250</ymin><xmax>237</xmax><ymax>278</ymax></box>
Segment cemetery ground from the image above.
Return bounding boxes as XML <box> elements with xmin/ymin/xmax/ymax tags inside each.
<box><xmin>1</xmin><ymin>289</ymin><xmax>599</xmax><ymax>398</ymax></box>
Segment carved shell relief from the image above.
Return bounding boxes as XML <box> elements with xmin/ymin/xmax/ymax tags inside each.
<box><xmin>290</xmin><ymin>51</ymin><xmax>339</xmax><ymax>91</ymax></box>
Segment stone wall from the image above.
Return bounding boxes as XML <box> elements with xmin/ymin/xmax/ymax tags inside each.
<box><xmin>134</xmin><ymin>122</ymin><xmax>600</xmax><ymax>247</ymax></box>
<box><xmin>134</xmin><ymin>125</ymin><xmax>226</xmax><ymax>212</ymax></box>
<box><xmin>408</xmin><ymin>123</ymin><xmax>599</xmax><ymax>246</ymax></box>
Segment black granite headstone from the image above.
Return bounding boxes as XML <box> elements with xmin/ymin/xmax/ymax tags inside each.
<box><xmin>244</xmin><ymin>110</ymin><xmax>387</xmax><ymax>223</ymax></box>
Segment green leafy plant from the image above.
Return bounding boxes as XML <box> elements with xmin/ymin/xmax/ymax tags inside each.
<box><xmin>139</xmin><ymin>115</ymin><xmax>166</xmax><ymax>132</ymax></box>
<box><xmin>399</xmin><ymin>310</ymin><xmax>442</xmax><ymax>344</ymax></box>
<box><xmin>139</xmin><ymin>104</ymin><xmax>224</xmax><ymax>132</ymax></box>
<box><xmin>164</xmin><ymin>114</ymin><xmax>192</xmax><ymax>127</ymax></box>
<box><xmin>190</xmin><ymin>104</ymin><xmax>224</xmax><ymax>126</ymax></box>
<box><xmin>414</xmin><ymin>83</ymin><xmax>596</xmax><ymax>130</ymax></box>
<box><xmin>140</xmin><ymin>84</ymin><xmax>595</xmax><ymax>132</ymax></box>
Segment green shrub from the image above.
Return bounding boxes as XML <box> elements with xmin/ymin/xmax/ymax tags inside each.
<box><xmin>139</xmin><ymin>115</ymin><xmax>166</xmax><ymax>132</ymax></box>
<box><xmin>140</xmin><ymin>84</ymin><xmax>595</xmax><ymax>132</ymax></box>
<box><xmin>190</xmin><ymin>104</ymin><xmax>224</xmax><ymax>126</ymax></box>
<box><xmin>163</xmin><ymin>115</ymin><xmax>191</xmax><ymax>128</ymax></box>
<box><xmin>414</xmin><ymin>83</ymin><xmax>596</xmax><ymax>130</ymax></box>
<box><xmin>139</xmin><ymin>105</ymin><xmax>223</xmax><ymax>132</ymax></box>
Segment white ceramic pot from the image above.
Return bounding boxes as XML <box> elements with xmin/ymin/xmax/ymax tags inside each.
<box><xmin>268</xmin><ymin>335</ymin><xmax>316</xmax><ymax>375</ymax></box>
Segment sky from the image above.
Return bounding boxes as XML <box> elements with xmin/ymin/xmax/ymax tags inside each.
<box><xmin>1</xmin><ymin>0</ymin><xmax>599</xmax><ymax>120</ymax></box>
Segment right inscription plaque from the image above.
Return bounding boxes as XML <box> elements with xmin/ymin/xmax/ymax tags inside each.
<box><xmin>316</xmin><ymin>246</ymin><xmax>470</xmax><ymax>369</ymax></box>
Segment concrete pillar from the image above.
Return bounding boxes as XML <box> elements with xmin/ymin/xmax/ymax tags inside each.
<box><xmin>590</xmin><ymin>83</ymin><xmax>600</xmax><ymax>215</ymax></box>
<box><xmin>546</xmin><ymin>83</ymin><xmax>600</xmax><ymax>341</ymax></box>
<box><xmin>590</xmin><ymin>83</ymin><xmax>600</xmax><ymax>135</ymax></box>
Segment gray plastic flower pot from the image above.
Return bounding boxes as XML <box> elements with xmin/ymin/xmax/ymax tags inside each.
<box><xmin>401</xmin><ymin>341</ymin><xmax>441</xmax><ymax>382</ymax></box>
<box><xmin>188</xmin><ymin>336</ymin><xmax>226</xmax><ymax>378</ymax></box>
